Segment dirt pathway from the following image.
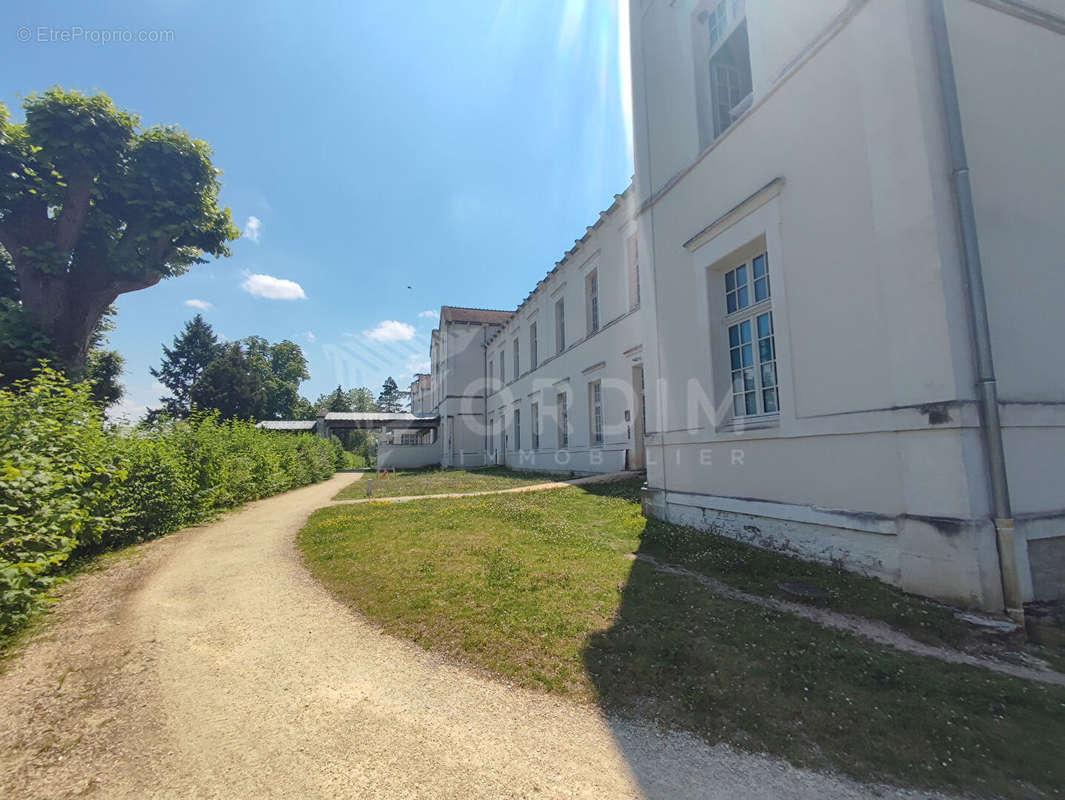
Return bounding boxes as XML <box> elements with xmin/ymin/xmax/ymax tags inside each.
<box><xmin>0</xmin><ymin>473</ymin><xmax>945</xmax><ymax>799</ymax></box>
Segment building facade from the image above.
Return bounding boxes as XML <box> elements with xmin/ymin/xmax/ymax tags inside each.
<box><xmin>629</xmin><ymin>0</ymin><xmax>1065</xmax><ymax>611</ymax></box>
<box><xmin>484</xmin><ymin>187</ymin><xmax>647</xmax><ymax>474</ymax></box>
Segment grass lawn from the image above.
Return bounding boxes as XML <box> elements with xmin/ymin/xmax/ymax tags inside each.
<box><xmin>300</xmin><ymin>480</ymin><xmax>1065</xmax><ymax>798</ymax></box>
<box><xmin>332</xmin><ymin>466</ymin><xmax>565</xmax><ymax>500</ymax></box>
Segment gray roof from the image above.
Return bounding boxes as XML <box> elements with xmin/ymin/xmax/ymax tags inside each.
<box><xmin>257</xmin><ymin>420</ymin><xmax>317</xmax><ymax>431</ymax></box>
<box><xmin>325</xmin><ymin>412</ymin><xmax>437</xmax><ymax>422</ymax></box>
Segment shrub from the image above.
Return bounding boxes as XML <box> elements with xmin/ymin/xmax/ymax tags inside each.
<box><xmin>0</xmin><ymin>368</ymin><xmax>337</xmax><ymax>641</ymax></box>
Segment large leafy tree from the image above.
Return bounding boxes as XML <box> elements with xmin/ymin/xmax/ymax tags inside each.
<box><xmin>377</xmin><ymin>376</ymin><xmax>404</xmax><ymax>413</ymax></box>
<box><xmin>0</xmin><ymin>89</ymin><xmax>239</xmax><ymax>370</ymax></box>
<box><xmin>242</xmin><ymin>336</ymin><xmax>309</xmax><ymax>419</ymax></box>
<box><xmin>188</xmin><ymin>342</ymin><xmax>266</xmax><ymax>420</ymax></box>
<box><xmin>150</xmin><ymin>314</ymin><xmax>222</xmax><ymax>418</ymax></box>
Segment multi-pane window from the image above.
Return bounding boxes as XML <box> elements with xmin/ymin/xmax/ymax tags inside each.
<box><xmin>555</xmin><ymin>298</ymin><xmax>566</xmax><ymax>353</ymax></box>
<box><xmin>513</xmin><ymin>409</ymin><xmax>521</xmax><ymax>451</ymax></box>
<box><xmin>589</xmin><ymin>380</ymin><xmax>604</xmax><ymax>445</ymax></box>
<box><xmin>530</xmin><ymin>322</ymin><xmax>538</xmax><ymax>370</ymax></box>
<box><xmin>531</xmin><ymin>402</ymin><xmax>540</xmax><ymax>449</ymax></box>
<box><xmin>586</xmin><ymin>269</ymin><xmax>600</xmax><ymax>334</ymax></box>
<box><xmin>725</xmin><ymin>252</ymin><xmax>778</xmax><ymax>417</ymax></box>
<box><xmin>626</xmin><ymin>234</ymin><xmax>640</xmax><ymax>311</ymax></box>
<box><xmin>513</xmin><ymin>338</ymin><xmax>520</xmax><ymax>380</ymax></box>
<box><xmin>557</xmin><ymin>392</ymin><xmax>569</xmax><ymax>448</ymax></box>
<box><xmin>707</xmin><ymin>0</ymin><xmax>745</xmax><ymax>49</ymax></box>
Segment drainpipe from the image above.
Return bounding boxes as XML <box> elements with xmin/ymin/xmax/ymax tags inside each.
<box><xmin>928</xmin><ymin>0</ymin><xmax>1023</xmax><ymax>621</ymax></box>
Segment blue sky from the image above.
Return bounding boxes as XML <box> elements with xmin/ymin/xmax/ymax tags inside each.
<box><xmin>2</xmin><ymin>0</ymin><xmax>633</xmax><ymax>417</ymax></box>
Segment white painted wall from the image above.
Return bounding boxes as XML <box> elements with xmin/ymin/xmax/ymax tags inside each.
<box><xmin>485</xmin><ymin>194</ymin><xmax>645</xmax><ymax>474</ymax></box>
<box><xmin>631</xmin><ymin>0</ymin><xmax>1065</xmax><ymax>608</ymax></box>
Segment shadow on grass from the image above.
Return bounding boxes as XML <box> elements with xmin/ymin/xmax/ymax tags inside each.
<box><xmin>576</xmin><ymin>482</ymin><xmax>1065</xmax><ymax>799</ymax></box>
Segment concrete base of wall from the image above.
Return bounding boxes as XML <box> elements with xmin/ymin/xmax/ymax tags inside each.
<box><xmin>642</xmin><ymin>486</ymin><xmax>1006</xmax><ymax>612</ymax></box>
<box><xmin>496</xmin><ymin>447</ymin><xmax>629</xmax><ymax>474</ymax></box>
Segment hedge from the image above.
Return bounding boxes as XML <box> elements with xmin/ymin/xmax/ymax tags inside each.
<box><xmin>0</xmin><ymin>367</ymin><xmax>341</xmax><ymax>641</ymax></box>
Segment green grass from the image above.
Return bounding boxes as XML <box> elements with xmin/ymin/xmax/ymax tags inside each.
<box><xmin>333</xmin><ymin>466</ymin><xmax>564</xmax><ymax>500</ymax></box>
<box><xmin>299</xmin><ymin>480</ymin><xmax>1065</xmax><ymax>798</ymax></box>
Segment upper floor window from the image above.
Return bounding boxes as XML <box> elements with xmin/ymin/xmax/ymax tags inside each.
<box><xmin>513</xmin><ymin>338</ymin><xmax>520</xmax><ymax>380</ymax></box>
<box><xmin>724</xmin><ymin>252</ymin><xmax>778</xmax><ymax>417</ymax></box>
<box><xmin>555</xmin><ymin>298</ymin><xmax>566</xmax><ymax>353</ymax></box>
<box><xmin>530</xmin><ymin>321</ymin><xmax>538</xmax><ymax>370</ymax></box>
<box><xmin>696</xmin><ymin>0</ymin><xmax>752</xmax><ymax>143</ymax></box>
<box><xmin>586</xmin><ymin>269</ymin><xmax>600</xmax><ymax>335</ymax></box>
<box><xmin>500</xmin><ymin>351</ymin><xmax>505</xmax><ymax>386</ymax></box>
<box><xmin>488</xmin><ymin>359</ymin><xmax>495</xmax><ymax>391</ymax></box>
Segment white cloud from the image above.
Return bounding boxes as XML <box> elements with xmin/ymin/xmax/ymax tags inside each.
<box><xmin>184</xmin><ymin>298</ymin><xmax>213</xmax><ymax>311</ymax></box>
<box><xmin>241</xmin><ymin>272</ymin><xmax>307</xmax><ymax>300</ymax></box>
<box><xmin>418</xmin><ymin>309</ymin><xmax>437</xmax><ymax>319</ymax></box>
<box><xmin>306</xmin><ymin>331</ymin><xmax>317</xmax><ymax>342</ymax></box>
<box><xmin>364</xmin><ymin>320</ymin><xmax>416</xmax><ymax>343</ymax></box>
<box><xmin>243</xmin><ymin>216</ymin><xmax>262</xmax><ymax>243</ymax></box>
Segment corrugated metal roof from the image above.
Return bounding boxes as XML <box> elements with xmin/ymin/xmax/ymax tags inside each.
<box><xmin>325</xmin><ymin>412</ymin><xmax>439</xmax><ymax>422</ymax></box>
<box><xmin>257</xmin><ymin>420</ymin><xmax>317</xmax><ymax>431</ymax></box>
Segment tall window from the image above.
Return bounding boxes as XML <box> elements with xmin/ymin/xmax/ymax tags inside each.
<box><xmin>705</xmin><ymin>0</ymin><xmax>751</xmax><ymax>139</ymax></box>
<box><xmin>588</xmin><ymin>380</ymin><xmax>604</xmax><ymax>445</ymax></box>
<box><xmin>724</xmin><ymin>252</ymin><xmax>778</xmax><ymax>417</ymax></box>
<box><xmin>488</xmin><ymin>359</ymin><xmax>494</xmax><ymax>391</ymax></box>
<box><xmin>500</xmin><ymin>351</ymin><xmax>505</xmax><ymax>387</ymax></box>
<box><xmin>586</xmin><ymin>269</ymin><xmax>600</xmax><ymax>334</ymax></box>
<box><xmin>557</xmin><ymin>392</ymin><xmax>569</xmax><ymax>448</ymax></box>
<box><xmin>513</xmin><ymin>409</ymin><xmax>521</xmax><ymax>451</ymax></box>
<box><xmin>555</xmin><ymin>298</ymin><xmax>566</xmax><ymax>353</ymax></box>
<box><xmin>513</xmin><ymin>338</ymin><xmax>520</xmax><ymax>380</ymax></box>
<box><xmin>531</xmin><ymin>401</ymin><xmax>540</xmax><ymax>449</ymax></box>
<box><xmin>488</xmin><ymin>418</ymin><xmax>494</xmax><ymax>450</ymax></box>
<box><xmin>529</xmin><ymin>322</ymin><xmax>538</xmax><ymax>370</ymax></box>
<box><xmin>626</xmin><ymin>234</ymin><xmax>640</xmax><ymax>311</ymax></box>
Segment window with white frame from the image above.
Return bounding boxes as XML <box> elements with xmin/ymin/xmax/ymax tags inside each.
<box><xmin>586</xmin><ymin>269</ymin><xmax>600</xmax><ymax>335</ymax></box>
<box><xmin>626</xmin><ymin>233</ymin><xmax>640</xmax><ymax>311</ymax></box>
<box><xmin>531</xmin><ymin>401</ymin><xmax>539</xmax><ymax>449</ymax></box>
<box><xmin>555</xmin><ymin>298</ymin><xmax>566</xmax><ymax>353</ymax></box>
<box><xmin>513</xmin><ymin>409</ymin><xmax>521</xmax><ymax>451</ymax></box>
<box><xmin>500</xmin><ymin>351</ymin><xmax>505</xmax><ymax>386</ymax></box>
<box><xmin>724</xmin><ymin>252</ymin><xmax>778</xmax><ymax>417</ymax></box>
<box><xmin>698</xmin><ymin>0</ymin><xmax>752</xmax><ymax>142</ymax></box>
<box><xmin>557</xmin><ymin>391</ymin><xmax>569</xmax><ymax>448</ymax></box>
<box><xmin>488</xmin><ymin>417</ymin><xmax>494</xmax><ymax>450</ymax></box>
<box><xmin>513</xmin><ymin>338</ymin><xmax>520</xmax><ymax>380</ymax></box>
<box><xmin>488</xmin><ymin>359</ymin><xmax>494</xmax><ymax>391</ymax></box>
<box><xmin>588</xmin><ymin>380</ymin><xmax>604</xmax><ymax>445</ymax></box>
<box><xmin>529</xmin><ymin>322</ymin><xmax>538</xmax><ymax>370</ymax></box>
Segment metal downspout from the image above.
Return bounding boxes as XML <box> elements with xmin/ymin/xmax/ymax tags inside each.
<box><xmin>928</xmin><ymin>0</ymin><xmax>1023</xmax><ymax>620</ymax></box>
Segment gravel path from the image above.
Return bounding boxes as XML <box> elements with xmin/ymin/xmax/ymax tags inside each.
<box><xmin>0</xmin><ymin>473</ymin><xmax>946</xmax><ymax>799</ymax></box>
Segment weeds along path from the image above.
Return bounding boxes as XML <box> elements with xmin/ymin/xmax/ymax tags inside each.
<box><xmin>2</xmin><ymin>471</ymin><xmax>943</xmax><ymax>799</ymax></box>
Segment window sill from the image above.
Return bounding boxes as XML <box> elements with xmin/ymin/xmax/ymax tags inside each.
<box><xmin>717</xmin><ymin>413</ymin><xmax>780</xmax><ymax>434</ymax></box>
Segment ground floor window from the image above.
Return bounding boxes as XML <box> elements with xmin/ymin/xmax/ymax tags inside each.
<box><xmin>513</xmin><ymin>409</ymin><xmax>521</xmax><ymax>451</ymax></box>
<box><xmin>723</xmin><ymin>251</ymin><xmax>778</xmax><ymax>418</ymax></box>
<box><xmin>531</xmin><ymin>402</ymin><xmax>540</xmax><ymax>449</ymax></box>
<box><xmin>557</xmin><ymin>392</ymin><xmax>569</xmax><ymax>448</ymax></box>
<box><xmin>588</xmin><ymin>380</ymin><xmax>603</xmax><ymax>445</ymax></box>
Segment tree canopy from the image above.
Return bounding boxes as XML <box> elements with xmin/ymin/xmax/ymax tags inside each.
<box><xmin>0</xmin><ymin>88</ymin><xmax>239</xmax><ymax>370</ymax></box>
<box><xmin>188</xmin><ymin>342</ymin><xmax>266</xmax><ymax>420</ymax></box>
<box><xmin>150</xmin><ymin>314</ymin><xmax>223</xmax><ymax>418</ymax></box>
<box><xmin>377</xmin><ymin>376</ymin><xmax>404</xmax><ymax>413</ymax></box>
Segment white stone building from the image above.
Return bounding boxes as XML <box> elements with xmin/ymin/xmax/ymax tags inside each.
<box><xmin>628</xmin><ymin>0</ymin><xmax>1065</xmax><ymax>612</ymax></box>
<box><xmin>483</xmin><ymin>187</ymin><xmax>647</xmax><ymax>474</ymax></box>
